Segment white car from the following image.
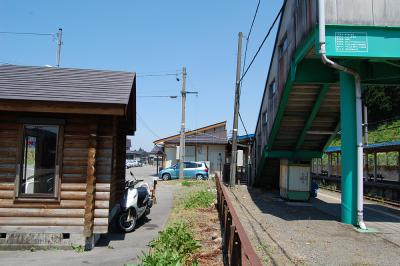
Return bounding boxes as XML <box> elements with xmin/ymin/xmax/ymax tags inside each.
<box><xmin>126</xmin><ymin>160</ymin><xmax>134</xmax><ymax>169</ymax></box>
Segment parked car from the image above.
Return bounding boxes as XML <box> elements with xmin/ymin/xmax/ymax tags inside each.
<box><xmin>126</xmin><ymin>159</ymin><xmax>143</xmax><ymax>168</ymax></box>
<box><xmin>126</xmin><ymin>159</ymin><xmax>134</xmax><ymax>169</ymax></box>
<box><xmin>158</xmin><ymin>161</ymin><xmax>209</xmax><ymax>181</ymax></box>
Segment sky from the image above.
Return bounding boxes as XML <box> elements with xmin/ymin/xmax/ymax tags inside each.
<box><xmin>0</xmin><ymin>0</ymin><xmax>283</xmax><ymax>151</ymax></box>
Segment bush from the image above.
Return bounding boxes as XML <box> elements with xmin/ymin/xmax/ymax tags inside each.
<box><xmin>139</xmin><ymin>223</ymin><xmax>200</xmax><ymax>266</ymax></box>
<box><xmin>183</xmin><ymin>190</ymin><xmax>215</xmax><ymax>209</ymax></box>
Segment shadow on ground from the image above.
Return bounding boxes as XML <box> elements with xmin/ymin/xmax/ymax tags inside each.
<box><xmin>230</xmin><ymin>185</ymin><xmax>400</xmax><ymax>223</ymax></box>
<box><xmin>96</xmin><ymin>216</ymin><xmax>153</xmax><ymax>247</ymax></box>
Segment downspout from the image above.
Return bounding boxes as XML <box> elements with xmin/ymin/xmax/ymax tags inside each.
<box><xmin>318</xmin><ymin>0</ymin><xmax>366</xmax><ymax>230</ymax></box>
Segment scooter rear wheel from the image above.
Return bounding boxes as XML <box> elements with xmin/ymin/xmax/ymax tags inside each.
<box><xmin>118</xmin><ymin>211</ymin><xmax>137</xmax><ymax>233</ymax></box>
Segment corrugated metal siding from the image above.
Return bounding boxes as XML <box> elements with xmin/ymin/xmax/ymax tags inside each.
<box><xmin>325</xmin><ymin>0</ymin><xmax>400</xmax><ymax>26</ymax></box>
<box><xmin>0</xmin><ymin>64</ymin><xmax>135</xmax><ymax>104</ymax></box>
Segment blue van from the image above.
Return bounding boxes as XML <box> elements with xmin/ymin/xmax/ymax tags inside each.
<box><xmin>158</xmin><ymin>162</ymin><xmax>209</xmax><ymax>180</ymax></box>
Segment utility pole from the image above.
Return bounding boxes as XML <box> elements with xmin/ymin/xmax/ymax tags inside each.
<box><xmin>56</xmin><ymin>28</ymin><xmax>63</xmax><ymax>67</ymax></box>
<box><xmin>230</xmin><ymin>32</ymin><xmax>243</xmax><ymax>187</ymax></box>
<box><xmin>179</xmin><ymin>66</ymin><xmax>187</xmax><ymax>179</ymax></box>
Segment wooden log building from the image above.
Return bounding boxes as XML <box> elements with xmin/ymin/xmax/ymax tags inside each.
<box><xmin>0</xmin><ymin>64</ymin><xmax>136</xmax><ymax>249</ymax></box>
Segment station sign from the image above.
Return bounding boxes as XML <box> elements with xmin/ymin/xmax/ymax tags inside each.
<box><xmin>324</xmin><ymin>25</ymin><xmax>400</xmax><ymax>59</ymax></box>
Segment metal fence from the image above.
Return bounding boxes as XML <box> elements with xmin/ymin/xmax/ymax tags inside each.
<box><xmin>216</xmin><ymin>177</ymin><xmax>263</xmax><ymax>266</ymax></box>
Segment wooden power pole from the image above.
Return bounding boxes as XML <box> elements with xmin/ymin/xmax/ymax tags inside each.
<box><xmin>56</xmin><ymin>28</ymin><xmax>62</xmax><ymax>67</ymax></box>
<box><xmin>230</xmin><ymin>32</ymin><xmax>243</xmax><ymax>187</ymax></box>
<box><xmin>179</xmin><ymin>66</ymin><xmax>187</xmax><ymax>179</ymax></box>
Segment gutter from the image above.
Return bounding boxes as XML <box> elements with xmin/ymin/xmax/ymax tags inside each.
<box><xmin>318</xmin><ymin>0</ymin><xmax>366</xmax><ymax>230</ymax></box>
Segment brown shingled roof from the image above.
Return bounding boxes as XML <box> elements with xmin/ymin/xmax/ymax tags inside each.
<box><xmin>0</xmin><ymin>64</ymin><xmax>135</xmax><ymax>104</ymax></box>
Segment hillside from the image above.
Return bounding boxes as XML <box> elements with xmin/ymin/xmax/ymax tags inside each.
<box><xmin>330</xmin><ymin>119</ymin><xmax>400</xmax><ymax>147</ymax></box>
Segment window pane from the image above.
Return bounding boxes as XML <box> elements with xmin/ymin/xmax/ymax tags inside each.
<box><xmin>20</xmin><ymin>125</ymin><xmax>58</xmax><ymax>195</ymax></box>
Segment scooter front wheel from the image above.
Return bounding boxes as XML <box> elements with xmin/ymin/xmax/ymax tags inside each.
<box><xmin>118</xmin><ymin>211</ymin><xmax>137</xmax><ymax>233</ymax></box>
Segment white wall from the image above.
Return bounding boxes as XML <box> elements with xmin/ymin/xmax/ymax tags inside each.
<box><xmin>208</xmin><ymin>145</ymin><xmax>225</xmax><ymax>174</ymax></box>
<box><xmin>164</xmin><ymin>147</ymin><xmax>176</xmax><ymax>168</ymax></box>
<box><xmin>163</xmin><ymin>144</ymin><xmax>226</xmax><ymax>174</ymax></box>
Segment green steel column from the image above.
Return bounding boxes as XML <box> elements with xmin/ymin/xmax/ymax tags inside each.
<box><xmin>340</xmin><ymin>72</ymin><xmax>358</xmax><ymax>225</ymax></box>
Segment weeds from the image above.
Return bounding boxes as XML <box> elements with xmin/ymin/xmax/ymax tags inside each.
<box><xmin>183</xmin><ymin>190</ymin><xmax>215</xmax><ymax>209</ymax></box>
<box><xmin>139</xmin><ymin>223</ymin><xmax>200</xmax><ymax>265</ymax></box>
<box><xmin>71</xmin><ymin>244</ymin><xmax>84</xmax><ymax>253</ymax></box>
<box><xmin>138</xmin><ymin>179</ymin><xmax>221</xmax><ymax>265</ymax></box>
<box><xmin>181</xmin><ymin>180</ymin><xmax>192</xmax><ymax>187</ymax></box>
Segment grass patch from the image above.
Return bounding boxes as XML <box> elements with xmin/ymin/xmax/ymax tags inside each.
<box><xmin>181</xmin><ymin>180</ymin><xmax>192</xmax><ymax>187</ymax></box>
<box><xmin>138</xmin><ymin>223</ymin><xmax>200</xmax><ymax>266</ymax></box>
<box><xmin>183</xmin><ymin>190</ymin><xmax>215</xmax><ymax>209</ymax></box>
<box><xmin>138</xmin><ymin>179</ymin><xmax>222</xmax><ymax>265</ymax></box>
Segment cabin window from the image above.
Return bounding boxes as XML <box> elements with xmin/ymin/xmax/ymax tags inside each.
<box><xmin>18</xmin><ymin>125</ymin><xmax>60</xmax><ymax>198</ymax></box>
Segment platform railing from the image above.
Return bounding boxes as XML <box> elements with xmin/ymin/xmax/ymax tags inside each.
<box><xmin>216</xmin><ymin>177</ymin><xmax>263</xmax><ymax>266</ymax></box>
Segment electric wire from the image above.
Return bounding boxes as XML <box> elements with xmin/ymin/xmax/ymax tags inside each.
<box><xmin>0</xmin><ymin>31</ymin><xmax>55</xmax><ymax>36</ymax></box>
<box><xmin>136</xmin><ymin>112</ymin><xmax>161</xmax><ymax>139</ymax></box>
<box><xmin>137</xmin><ymin>95</ymin><xmax>179</xmax><ymax>98</ymax></box>
<box><xmin>239</xmin><ymin>112</ymin><xmax>249</xmax><ymax>136</ymax></box>
<box><xmin>240</xmin><ymin>4</ymin><xmax>284</xmax><ymax>82</ymax></box>
<box><xmin>242</xmin><ymin>0</ymin><xmax>261</xmax><ymax>78</ymax></box>
<box><xmin>136</xmin><ymin>73</ymin><xmax>180</xmax><ymax>77</ymax></box>
<box><xmin>238</xmin><ymin>0</ymin><xmax>261</xmax><ymax>138</ymax></box>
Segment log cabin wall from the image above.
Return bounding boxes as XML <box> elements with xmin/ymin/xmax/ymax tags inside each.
<box><xmin>109</xmin><ymin>117</ymin><xmax>126</xmax><ymax>211</ymax></box>
<box><xmin>0</xmin><ymin>112</ymin><xmax>125</xmax><ymax>238</ymax></box>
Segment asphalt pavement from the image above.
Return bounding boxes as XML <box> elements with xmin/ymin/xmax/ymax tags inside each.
<box><xmin>0</xmin><ymin>164</ymin><xmax>176</xmax><ymax>266</ymax></box>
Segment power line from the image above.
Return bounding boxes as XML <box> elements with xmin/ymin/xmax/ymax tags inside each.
<box><xmin>0</xmin><ymin>31</ymin><xmax>55</xmax><ymax>36</ymax></box>
<box><xmin>240</xmin><ymin>4</ymin><xmax>284</xmax><ymax>82</ymax></box>
<box><xmin>136</xmin><ymin>73</ymin><xmax>180</xmax><ymax>77</ymax></box>
<box><xmin>238</xmin><ymin>0</ymin><xmax>261</xmax><ymax>138</ymax></box>
<box><xmin>137</xmin><ymin>95</ymin><xmax>178</xmax><ymax>98</ymax></box>
<box><xmin>136</xmin><ymin>112</ymin><xmax>161</xmax><ymax>139</ymax></box>
<box><xmin>239</xmin><ymin>112</ymin><xmax>249</xmax><ymax>136</ymax></box>
<box><xmin>242</xmin><ymin>0</ymin><xmax>261</xmax><ymax>77</ymax></box>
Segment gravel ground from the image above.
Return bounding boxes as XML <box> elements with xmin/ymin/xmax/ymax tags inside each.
<box><xmin>228</xmin><ymin>185</ymin><xmax>400</xmax><ymax>266</ymax></box>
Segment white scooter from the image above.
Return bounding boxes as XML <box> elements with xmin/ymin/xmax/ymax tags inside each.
<box><xmin>117</xmin><ymin>172</ymin><xmax>153</xmax><ymax>232</ymax></box>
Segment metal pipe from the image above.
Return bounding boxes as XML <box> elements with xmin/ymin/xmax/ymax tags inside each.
<box><xmin>318</xmin><ymin>0</ymin><xmax>366</xmax><ymax>230</ymax></box>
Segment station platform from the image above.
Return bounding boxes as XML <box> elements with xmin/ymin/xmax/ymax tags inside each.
<box><xmin>228</xmin><ymin>186</ymin><xmax>400</xmax><ymax>265</ymax></box>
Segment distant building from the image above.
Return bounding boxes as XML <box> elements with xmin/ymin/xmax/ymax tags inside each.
<box><xmin>153</xmin><ymin>121</ymin><xmax>228</xmax><ymax>174</ymax></box>
<box><xmin>126</xmin><ymin>148</ymin><xmax>149</xmax><ymax>163</ymax></box>
<box><xmin>126</xmin><ymin>138</ymin><xmax>132</xmax><ymax>151</ymax></box>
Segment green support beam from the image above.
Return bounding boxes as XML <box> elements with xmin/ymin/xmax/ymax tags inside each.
<box><xmin>323</xmin><ymin>122</ymin><xmax>341</xmax><ymax>151</ymax></box>
<box><xmin>257</xmin><ymin>29</ymin><xmax>319</xmax><ymax>179</ymax></box>
<box><xmin>293</xmin><ymin>59</ymin><xmax>338</xmax><ymax>84</ymax></box>
<box><xmin>295</xmin><ymin>84</ymin><xmax>330</xmax><ymax>150</ymax></box>
<box><xmin>266</xmin><ymin>150</ymin><xmax>323</xmax><ymax>160</ymax></box>
<box><xmin>266</xmin><ymin>79</ymin><xmax>293</xmax><ymax>151</ymax></box>
<box><xmin>340</xmin><ymin>72</ymin><xmax>358</xmax><ymax>225</ymax></box>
